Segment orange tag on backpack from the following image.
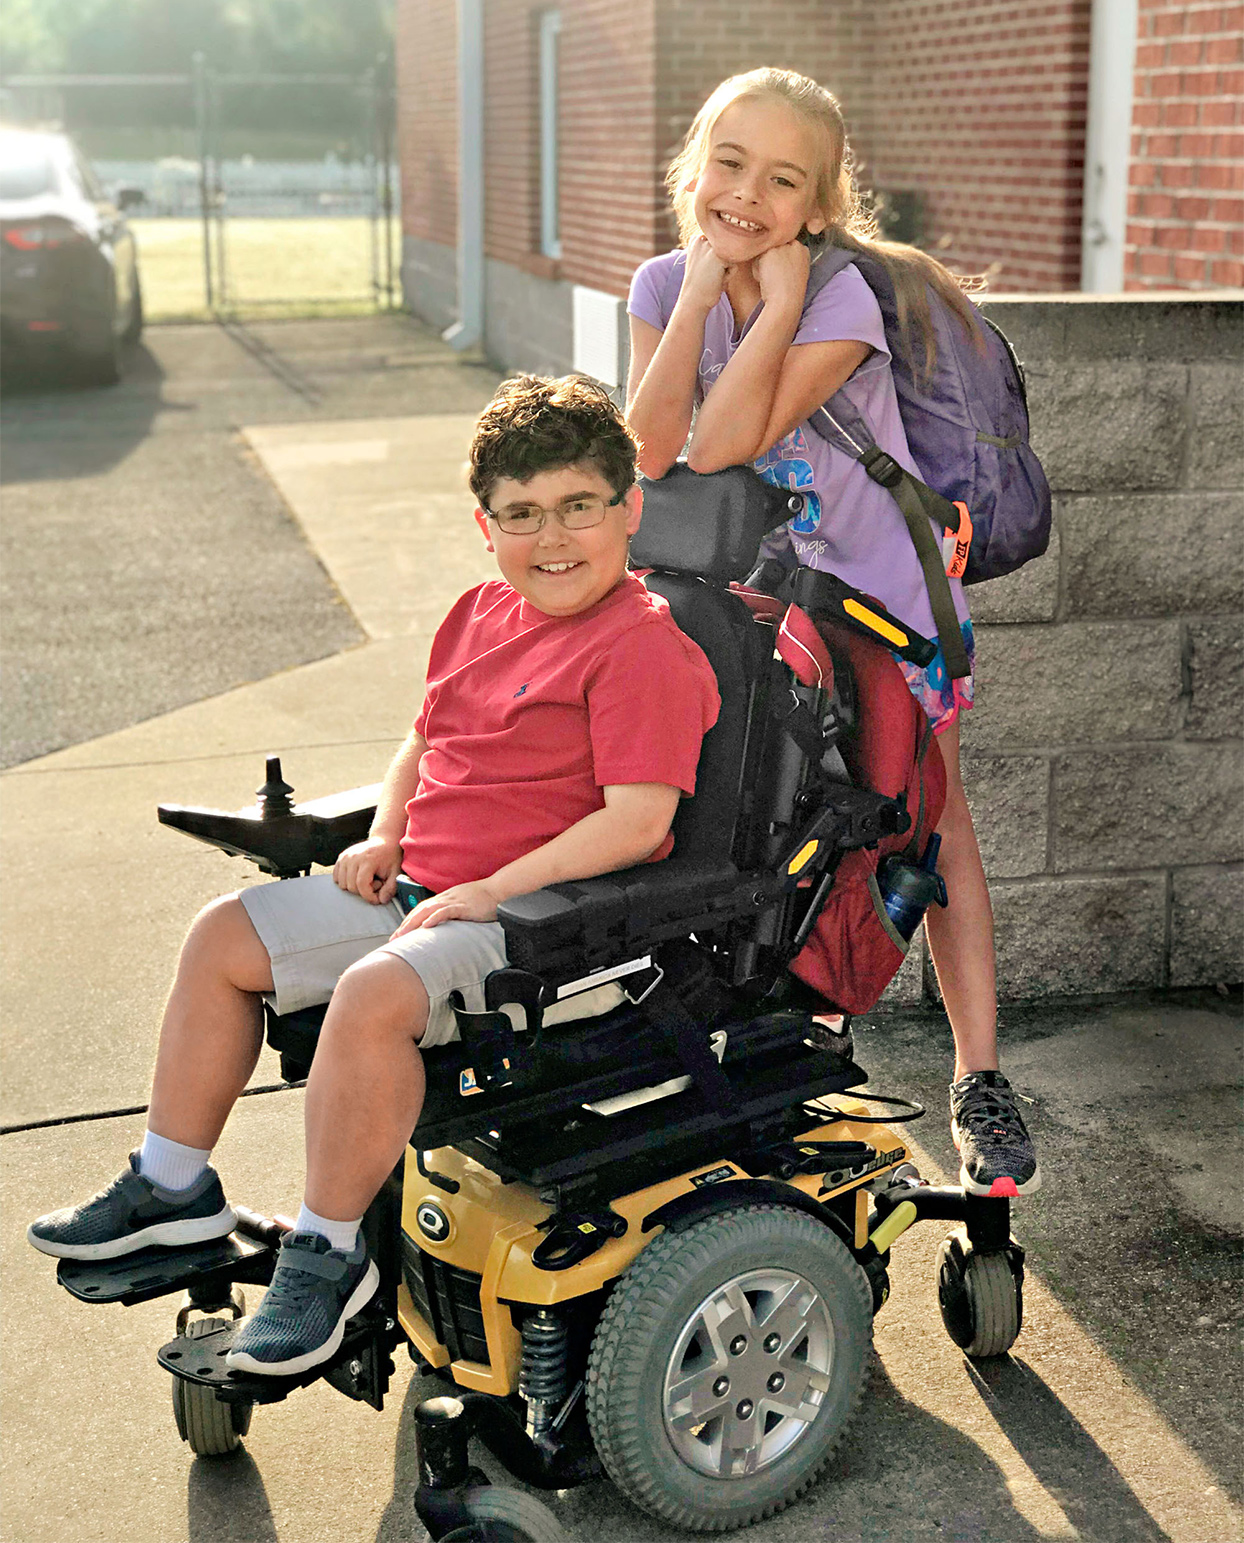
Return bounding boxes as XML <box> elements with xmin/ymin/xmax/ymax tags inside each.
<box><xmin>941</xmin><ymin>501</ymin><xmax>972</xmax><ymax>580</ymax></box>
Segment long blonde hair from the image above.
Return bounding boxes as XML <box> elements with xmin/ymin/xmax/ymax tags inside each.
<box><xmin>666</xmin><ymin>67</ymin><xmax>981</xmax><ymax>379</ymax></box>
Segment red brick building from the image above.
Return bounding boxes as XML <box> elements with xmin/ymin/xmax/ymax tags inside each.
<box><xmin>395</xmin><ymin>0</ymin><xmax>1242</xmax><ymax>373</ymax></box>
<box><xmin>1129</xmin><ymin>0</ymin><xmax>1244</xmax><ymax>286</ymax></box>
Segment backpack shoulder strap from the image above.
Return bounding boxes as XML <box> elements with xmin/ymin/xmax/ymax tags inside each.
<box><xmin>805</xmin><ymin>255</ymin><xmax>972</xmax><ymax>682</ymax></box>
<box><xmin>810</xmin><ymin>400</ymin><xmax>970</xmax><ymax>681</ymax></box>
<box><xmin>803</xmin><ymin>244</ymin><xmax>856</xmax><ymax>306</ymax></box>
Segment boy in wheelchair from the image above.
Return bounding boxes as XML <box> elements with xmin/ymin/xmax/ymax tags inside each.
<box><xmin>28</xmin><ymin>374</ymin><xmax>720</xmax><ymax>1378</ymax></box>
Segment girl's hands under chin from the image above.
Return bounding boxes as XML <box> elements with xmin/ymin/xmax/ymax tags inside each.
<box><xmin>679</xmin><ymin>235</ymin><xmax>731</xmax><ymax>312</ymax></box>
<box><xmin>755</xmin><ymin>239</ymin><xmax>811</xmax><ymax>309</ymax></box>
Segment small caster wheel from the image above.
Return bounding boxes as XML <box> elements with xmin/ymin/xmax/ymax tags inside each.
<box><xmin>171</xmin><ymin>1317</ymin><xmax>254</xmax><ymax>1456</ymax></box>
<box><xmin>935</xmin><ymin>1229</ymin><xmax>1023</xmax><ymax>1358</ymax></box>
<box><xmin>438</xmin><ymin>1486</ymin><xmax>567</xmax><ymax>1542</ymax></box>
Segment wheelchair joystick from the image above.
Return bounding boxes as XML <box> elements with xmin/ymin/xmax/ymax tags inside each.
<box><xmin>256</xmin><ymin>756</ymin><xmax>296</xmax><ymax>819</ymax></box>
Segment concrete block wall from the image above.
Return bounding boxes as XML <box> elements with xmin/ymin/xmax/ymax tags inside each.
<box><xmin>886</xmin><ymin>295</ymin><xmax>1243</xmax><ymax>1006</ymax></box>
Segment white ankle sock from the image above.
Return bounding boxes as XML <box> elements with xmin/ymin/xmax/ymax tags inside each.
<box><xmin>294</xmin><ymin>1203</ymin><xmax>361</xmax><ymax>1253</ymax></box>
<box><xmin>138</xmin><ymin>1130</ymin><xmax>211</xmax><ymax>1192</ymax></box>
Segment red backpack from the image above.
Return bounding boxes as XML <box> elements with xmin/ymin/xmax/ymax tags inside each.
<box><xmin>789</xmin><ymin>619</ymin><xmax>946</xmax><ymax>1015</ymax></box>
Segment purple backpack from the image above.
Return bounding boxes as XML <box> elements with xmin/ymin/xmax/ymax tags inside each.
<box><xmin>805</xmin><ymin>245</ymin><xmax>1051</xmax><ymax>592</ymax></box>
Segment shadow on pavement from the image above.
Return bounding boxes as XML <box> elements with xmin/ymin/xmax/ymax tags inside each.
<box><xmin>375</xmin><ymin>1355</ymin><xmax>1088</xmax><ymax>1542</ymax></box>
<box><xmin>969</xmin><ymin>1356</ymin><xmax>1174</xmax><ymax>1542</ymax></box>
<box><xmin>0</xmin><ymin>342</ymin><xmax>174</xmax><ymax>484</ymax></box>
<box><xmin>856</xmin><ymin>988</ymin><xmax>1244</xmax><ymax>1512</ymax></box>
<box><xmin>817</xmin><ymin>1353</ymin><xmax>1051</xmax><ymax>1542</ymax></box>
<box><xmin>187</xmin><ymin>1447</ymin><xmax>279</xmax><ymax>1543</ymax></box>
<box><xmin>375</xmin><ymin>1371</ymin><xmax>425</xmax><ymax>1542</ymax></box>
<box><xmin>217</xmin><ymin>318</ymin><xmax>324</xmax><ymax>405</ymax></box>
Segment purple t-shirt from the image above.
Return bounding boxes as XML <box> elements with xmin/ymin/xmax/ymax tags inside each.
<box><xmin>628</xmin><ymin>250</ymin><xmax>969</xmax><ymax>643</ymax></box>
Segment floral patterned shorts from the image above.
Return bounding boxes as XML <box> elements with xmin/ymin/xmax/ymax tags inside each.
<box><xmin>892</xmin><ymin>619</ymin><xmax>975</xmax><ymax>735</ymax></box>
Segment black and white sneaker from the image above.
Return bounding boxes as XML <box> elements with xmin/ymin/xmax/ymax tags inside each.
<box><xmin>226</xmin><ymin>1230</ymin><xmax>379</xmax><ymax>1377</ymax></box>
<box><xmin>950</xmin><ymin>1071</ymin><xmax>1041</xmax><ymax>1197</ymax></box>
<box><xmin>27</xmin><ymin>1152</ymin><xmax>236</xmax><ymax>1260</ymax></box>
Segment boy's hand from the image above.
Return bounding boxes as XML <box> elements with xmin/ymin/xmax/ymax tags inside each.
<box><xmin>679</xmin><ymin>235</ymin><xmax>731</xmax><ymax>314</ymax></box>
<box><xmin>755</xmin><ymin>239</ymin><xmax>810</xmax><ymax>310</ymax></box>
<box><xmin>391</xmin><ymin>880</ymin><xmax>500</xmax><ymax>937</ymax></box>
<box><xmin>333</xmin><ymin>835</ymin><xmax>403</xmax><ymax>904</ymax></box>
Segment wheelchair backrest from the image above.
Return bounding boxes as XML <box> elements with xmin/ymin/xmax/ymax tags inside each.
<box><xmin>633</xmin><ymin>466</ymin><xmax>799</xmax><ymax>869</ymax></box>
<box><xmin>632</xmin><ymin>464</ymin><xmax>945</xmax><ymax>1016</ymax></box>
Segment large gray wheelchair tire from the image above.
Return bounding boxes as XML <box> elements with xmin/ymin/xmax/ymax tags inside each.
<box><xmin>586</xmin><ymin>1204</ymin><xmax>872</xmax><ymax>1533</ymax></box>
<box><xmin>171</xmin><ymin>1317</ymin><xmax>253</xmax><ymax>1456</ymax></box>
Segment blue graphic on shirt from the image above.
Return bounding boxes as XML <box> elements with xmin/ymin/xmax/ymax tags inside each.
<box><xmin>754</xmin><ymin>429</ymin><xmax>821</xmax><ymax>534</ymax></box>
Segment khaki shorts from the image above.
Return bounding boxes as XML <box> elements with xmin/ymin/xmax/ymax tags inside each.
<box><xmin>238</xmin><ymin>874</ymin><xmax>622</xmax><ymax>1049</ymax></box>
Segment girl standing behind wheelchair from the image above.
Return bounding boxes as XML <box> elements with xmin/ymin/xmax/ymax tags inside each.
<box><xmin>625</xmin><ymin>65</ymin><xmax>1039</xmax><ymax>1198</ymax></box>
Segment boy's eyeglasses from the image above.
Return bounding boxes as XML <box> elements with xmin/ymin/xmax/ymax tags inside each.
<box><xmin>484</xmin><ymin>490</ymin><xmax>627</xmax><ymax>536</ymax></box>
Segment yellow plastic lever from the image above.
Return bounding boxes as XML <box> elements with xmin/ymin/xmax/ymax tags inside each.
<box><xmin>868</xmin><ymin>1199</ymin><xmax>918</xmax><ymax>1255</ymax></box>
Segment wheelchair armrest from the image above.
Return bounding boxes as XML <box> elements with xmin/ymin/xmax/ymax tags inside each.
<box><xmin>497</xmin><ymin>861</ymin><xmax>778</xmax><ymax>982</ymax></box>
<box><xmin>158</xmin><ymin>783</ymin><xmax>381</xmax><ymax>878</ymax></box>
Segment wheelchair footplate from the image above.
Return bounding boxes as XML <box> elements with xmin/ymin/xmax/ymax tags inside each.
<box><xmin>57</xmin><ymin>1228</ymin><xmax>277</xmax><ymax>1309</ymax></box>
<box><xmin>155</xmin><ymin>1298</ymin><xmax>402</xmax><ymax>1409</ymax></box>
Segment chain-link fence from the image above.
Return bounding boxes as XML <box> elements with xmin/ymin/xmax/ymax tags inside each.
<box><xmin>0</xmin><ymin>56</ymin><xmax>398</xmax><ymax>320</ymax></box>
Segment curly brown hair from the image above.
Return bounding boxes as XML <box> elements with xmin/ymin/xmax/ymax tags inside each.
<box><xmin>468</xmin><ymin>374</ymin><xmax>639</xmax><ymax>507</ymax></box>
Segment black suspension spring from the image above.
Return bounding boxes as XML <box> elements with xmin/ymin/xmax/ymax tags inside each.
<box><xmin>519</xmin><ymin>1309</ymin><xmax>570</xmax><ymax>1414</ymax></box>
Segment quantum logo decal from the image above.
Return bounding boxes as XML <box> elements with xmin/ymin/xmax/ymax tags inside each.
<box><xmin>415</xmin><ymin>1200</ymin><xmax>451</xmax><ymax>1243</ymax></box>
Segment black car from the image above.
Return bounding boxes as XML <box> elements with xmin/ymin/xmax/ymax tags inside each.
<box><xmin>0</xmin><ymin>126</ymin><xmax>143</xmax><ymax>384</ymax></box>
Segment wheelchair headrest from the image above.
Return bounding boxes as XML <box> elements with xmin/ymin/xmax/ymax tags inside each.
<box><xmin>631</xmin><ymin>464</ymin><xmax>799</xmax><ymax>583</ymax></box>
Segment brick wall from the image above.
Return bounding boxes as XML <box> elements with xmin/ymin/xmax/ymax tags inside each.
<box><xmin>843</xmin><ymin>0</ymin><xmax>1092</xmax><ymax>293</ymax></box>
<box><xmin>397</xmin><ymin>0</ymin><xmax>1240</xmax><ymax>329</ymax></box>
<box><xmin>558</xmin><ymin>0</ymin><xmax>660</xmax><ymax>296</ymax></box>
<box><xmin>409</xmin><ymin>0</ymin><xmax>661</xmax><ymax>300</ymax></box>
<box><xmin>884</xmin><ymin>296</ymin><xmax>1244</xmax><ymax>1006</ymax></box>
<box><xmin>395</xmin><ymin>0</ymin><xmax>458</xmax><ymax>248</ymax></box>
<box><xmin>1126</xmin><ymin>0</ymin><xmax>1244</xmax><ymax>288</ymax></box>
<box><xmin>483</xmin><ymin>1</ymin><xmax>542</xmax><ymax>273</ymax></box>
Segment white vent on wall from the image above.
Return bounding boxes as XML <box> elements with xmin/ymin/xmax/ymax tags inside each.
<box><xmin>572</xmin><ymin>286</ymin><xmax>626</xmax><ymax>389</ymax></box>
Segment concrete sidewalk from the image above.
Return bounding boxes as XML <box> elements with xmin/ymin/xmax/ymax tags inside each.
<box><xmin>3</xmin><ymin>384</ymin><xmax>1241</xmax><ymax>1542</ymax></box>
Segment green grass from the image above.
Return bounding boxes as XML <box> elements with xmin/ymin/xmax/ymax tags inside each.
<box><xmin>130</xmin><ymin>217</ymin><xmax>400</xmax><ymax>322</ymax></box>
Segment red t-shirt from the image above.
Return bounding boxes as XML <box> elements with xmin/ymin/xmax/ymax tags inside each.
<box><xmin>401</xmin><ymin>574</ymin><xmax>720</xmax><ymax>891</ymax></box>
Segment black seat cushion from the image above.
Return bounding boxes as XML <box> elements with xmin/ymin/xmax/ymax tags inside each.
<box><xmin>644</xmin><ymin>574</ymin><xmax>763</xmax><ymax>866</ymax></box>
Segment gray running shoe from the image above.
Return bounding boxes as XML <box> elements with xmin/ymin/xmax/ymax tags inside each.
<box><xmin>226</xmin><ymin>1230</ymin><xmax>379</xmax><ymax>1377</ymax></box>
<box><xmin>950</xmin><ymin>1071</ymin><xmax>1041</xmax><ymax>1197</ymax></box>
<box><xmin>27</xmin><ymin>1152</ymin><xmax>236</xmax><ymax>1260</ymax></box>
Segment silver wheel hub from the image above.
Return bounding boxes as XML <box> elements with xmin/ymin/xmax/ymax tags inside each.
<box><xmin>662</xmin><ymin>1267</ymin><xmax>834</xmax><ymax>1478</ymax></box>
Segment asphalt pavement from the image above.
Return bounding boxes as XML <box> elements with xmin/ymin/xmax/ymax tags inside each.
<box><xmin>0</xmin><ymin>316</ymin><xmax>498</xmax><ymax>766</ymax></box>
<box><xmin>1</xmin><ymin>317</ymin><xmax>1240</xmax><ymax>1543</ymax></box>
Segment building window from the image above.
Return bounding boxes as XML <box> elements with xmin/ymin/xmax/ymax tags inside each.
<box><xmin>539</xmin><ymin>10</ymin><xmax>561</xmax><ymax>259</ymax></box>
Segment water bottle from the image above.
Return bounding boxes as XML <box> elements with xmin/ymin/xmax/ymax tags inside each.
<box><xmin>877</xmin><ymin>834</ymin><xmax>948</xmax><ymax>942</ymax></box>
